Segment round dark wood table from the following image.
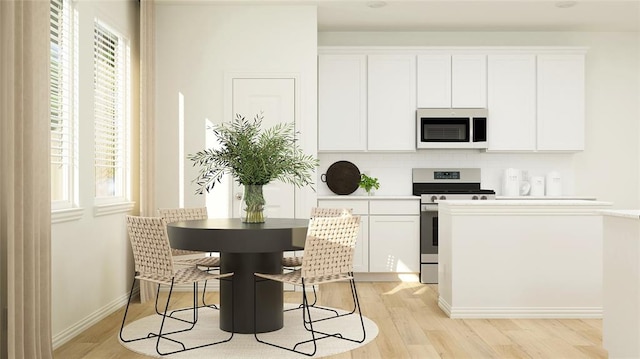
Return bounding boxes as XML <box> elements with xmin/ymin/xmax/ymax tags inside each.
<box><xmin>167</xmin><ymin>218</ymin><xmax>308</xmax><ymax>334</ymax></box>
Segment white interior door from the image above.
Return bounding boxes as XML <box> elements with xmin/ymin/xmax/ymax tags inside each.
<box><xmin>231</xmin><ymin>78</ymin><xmax>296</xmax><ymax>219</ymax></box>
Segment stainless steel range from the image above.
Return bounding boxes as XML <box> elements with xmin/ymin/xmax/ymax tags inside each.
<box><xmin>412</xmin><ymin>168</ymin><xmax>495</xmax><ymax>284</ymax></box>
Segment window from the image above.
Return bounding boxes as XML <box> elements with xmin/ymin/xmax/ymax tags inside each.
<box><xmin>93</xmin><ymin>20</ymin><xmax>130</xmax><ymax>202</ymax></box>
<box><xmin>50</xmin><ymin>0</ymin><xmax>77</xmax><ymax>209</ymax></box>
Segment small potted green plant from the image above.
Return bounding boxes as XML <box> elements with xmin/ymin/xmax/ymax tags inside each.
<box><xmin>359</xmin><ymin>173</ymin><xmax>380</xmax><ymax>196</ymax></box>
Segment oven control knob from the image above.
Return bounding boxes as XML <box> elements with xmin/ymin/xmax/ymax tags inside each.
<box><xmin>439</xmin><ymin>195</ymin><xmax>447</xmax><ymax>201</ymax></box>
<box><xmin>472</xmin><ymin>195</ymin><xmax>479</xmax><ymax>200</ymax></box>
<box><xmin>480</xmin><ymin>195</ymin><xmax>488</xmax><ymax>200</ymax></box>
<box><xmin>430</xmin><ymin>195</ymin><xmax>438</xmax><ymax>203</ymax></box>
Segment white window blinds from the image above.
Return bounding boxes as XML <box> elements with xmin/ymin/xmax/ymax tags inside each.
<box><xmin>50</xmin><ymin>0</ymin><xmax>75</xmax><ymax>206</ymax></box>
<box><xmin>93</xmin><ymin>20</ymin><xmax>128</xmax><ymax>199</ymax></box>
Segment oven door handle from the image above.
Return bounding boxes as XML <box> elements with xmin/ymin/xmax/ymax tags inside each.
<box><xmin>421</xmin><ymin>203</ymin><xmax>438</xmax><ymax>212</ymax></box>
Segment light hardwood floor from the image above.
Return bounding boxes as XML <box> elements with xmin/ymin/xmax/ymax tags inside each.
<box><xmin>53</xmin><ymin>282</ymin><xmax>607</xmax><ymax>358</ymax></box>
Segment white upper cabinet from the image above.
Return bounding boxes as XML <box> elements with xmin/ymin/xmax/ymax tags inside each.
<box><xmin>318</xmin><ymin>54</ymin><xmax>367</xmax><ymax>151</ymax></box>
<box><xmin>487</xmin><ymin>54</ymin><xmax>537</xmax><ymax>151</ymax></box>
<box><xmin>417</xmin><ymin>54</ymin><xmax>451</xmax><ymax>108</ymax></box>
<box><xmin>367</xmin><ymin>54</ymin><xmax>417</xmax><ymax>151</ymax></box>
<box><xmin>417</xmin><ymin>54</ymin><xmax>486</xmax><ymax>108</ymax></box>
<box><xmin>537</xmin><ymin>54</ymin><xmax>585</xmax><ymax>151</ymax></box>
<box><xmin>318</xmin><ymin>47</ymin><xmax>586</xmax><ymax>153</ymax></box>
<box><xmin>451</xmin><ymin>55</ymin><xmax>487</xmax><ymax>108</ymax></box>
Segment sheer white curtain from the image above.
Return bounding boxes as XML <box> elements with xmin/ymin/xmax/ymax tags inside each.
<box><xmin>0</xmin><ymin>1</ymin><xmax>54</xmax><ymax>358</ymax></box>
<box><xmin>139</xmin><ymin>0</ymin><xmax>157</xmax><ymax>303</ymax></box>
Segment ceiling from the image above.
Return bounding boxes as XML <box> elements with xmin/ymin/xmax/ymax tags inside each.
<box><xmin>316</xmin><ymin>1</ymin><xmax>640</xmax><ymax>32</ymax></box>
<box><xmin>163</xmin><ymin>1</ymin><xmax>640</xmax><ymax>32</ymax></box>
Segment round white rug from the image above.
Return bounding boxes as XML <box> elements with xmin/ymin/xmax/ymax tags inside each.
<box><xmin>119</xmin><ymin>304</ymin><xmax>378</xmax><ymax>358</ymax></box>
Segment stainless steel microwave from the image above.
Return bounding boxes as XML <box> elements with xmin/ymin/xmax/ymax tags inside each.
<box><xmin>416</xmin><ymin>108</ymin><xmax>488</xmax><ymax>149</ymax></box>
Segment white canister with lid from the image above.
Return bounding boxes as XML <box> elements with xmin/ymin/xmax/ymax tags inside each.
<box><xmin>530</xmin><ymin>176</ymin><xmax>545</xmax><ymax>197</ymax></box>
<box><xmin>545</xmin><ymin>171</ymin><xmax>562</xmax><ymax>197</ymax></box>
<box><xmin>502</xmin><ymin>168</ymin><xmax>521</xmax><ymax>197</ymax></box>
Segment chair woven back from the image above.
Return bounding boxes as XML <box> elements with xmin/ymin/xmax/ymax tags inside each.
<box><xmin>310</xmin><ymin>207</ymin><xmax>352</xmax><ymax>219</ymax></box>
<box><xmin>126</xmin><ymin>216</ymin><xmax>174</xmax><ymax>279</ymax></box>
<box><xmin>157</xmin><ymin>207</ymin><xmax>208</xmax><ymax>223</ymax></box>
<box><xmin>157</xmin><ymin>207</ymin><xmax>208</xmax><ymax>256</ymax></box>
<box><xmin>301</xmin><ymin>216</ymin><xmax>361</xmax><ymax>278</ymax></box>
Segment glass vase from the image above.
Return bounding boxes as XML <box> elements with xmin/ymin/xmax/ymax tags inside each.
<box><xmin>241</xmin><ymin>184</ymin><xmax>265</xmax><ymax>223</ymax></box>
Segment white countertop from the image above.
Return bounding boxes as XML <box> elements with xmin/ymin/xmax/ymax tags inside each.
<box><xmin>317</xmin><ymin>195</ymin><xmax>419</xmax><ymax>200</ymax></box>
<box><xmin>440</xmin><ymin>199</ymin><xmax>611</xmax><ymax>206</ymax></box>
<box><xmin>497</xmin><ymin>196</ymin><xmax>597</xmax><ymax>200</ymax></box>
<box><xmin>317</xmin><ymin>196</ymin><xmax>599</xmax><ymax>203</ymax></box>
<box><xmin>601</xmin><ymin>210</ymin><xmax>640</xmax><ymax>219</ymax></box>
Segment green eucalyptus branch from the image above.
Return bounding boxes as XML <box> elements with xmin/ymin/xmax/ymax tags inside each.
<box><xmin>187</xmin><ymin>113</ymin><xmax>319</xmax><ymax>195</ymax></box>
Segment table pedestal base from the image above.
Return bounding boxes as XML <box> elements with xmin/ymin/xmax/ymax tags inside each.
<box><xmin>220</xmin><ymin>252</ymin><xmax>283</xmax><ymax>333</ymax></box>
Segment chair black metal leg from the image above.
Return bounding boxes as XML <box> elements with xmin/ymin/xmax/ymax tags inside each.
<box><xmin>154</xmin><ymin>280</ymin><xmax>234</xmax><ymax>355</ymax></box>
<box><xmin>302</xmin><ymin>285</ymin><xmax>340</xmax><ymax>319</ymax></box>
<box><xmin>121</xmin><ymin>276</ymin><xmax>234</xmax><ymax>355</ymax></box>
<box><xmin>284</xmin><ymin>282</ymin><xmax>340</xmax><ymax>319</ymax></box>
<box><xmin>154</xmin><ymin>283</ymin><xmax>162</xmax><ymax>316</ymax></box>
<box><xmin>300</xmin><ymin>279</ymin><xmax>366</xmax><ymax>346</ymax></box>
<box><xmin>254</xmin><ymin>278</ymin><xmax>318</xmax><ymax>356</ymax></box>
<box><xmin>201</xmin><ymin>279</ymin><xmax>219</xmax><ymax>309</ymax></box>
<box><xmin>303</xmin><ymin>275</ymin><xmax>360</xmax><ymax>329</ymax></box>
<box><xmin>163</xmin><ymin>283</ymin><xmax>200</xmax><ymax>325</ymax></box>
<box><xmin>119</xmin><ymin>276</ymin><xmax>145</xmax><ymax>343</ymax></box>
<box><xmin>167</xmin><ymin>269</ymin><xmax>219</xmax><ymax>317</ymax></box>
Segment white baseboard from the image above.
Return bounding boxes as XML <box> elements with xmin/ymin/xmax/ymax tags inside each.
<box><xmin>52</xmin><ymin>287</ymin><xmax>139</xmax><ymax>349</ymax></box>
<box><xmin>438</xmin><ymin>297</ymin><xmax>602</xmax><ymax>318</ymax></box>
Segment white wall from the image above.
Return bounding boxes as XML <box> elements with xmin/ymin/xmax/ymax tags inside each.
<box><xmin>51</xmin><ymin>0</ymin><xmax>139</xmax><ymax>348</ymax></box>
<box><xmin>318</xmin><ymin>32</ymin><xmax>640</xmax><ymax>208</ymax></box>
<box><xmin>154</xmin><ymin>5</ymin><xmax>318</xmax><ymax>218</ymax></box>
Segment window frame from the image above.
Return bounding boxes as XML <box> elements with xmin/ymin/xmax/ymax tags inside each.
<box><xmin>50</xmin><ymin>0</ymin><xmax>79</xmax><ymax>213</ymax></box>
<box><xmin>92</xmin><ymin>18</ymin><xmax>133</xmax><ymax>210</ymax></box>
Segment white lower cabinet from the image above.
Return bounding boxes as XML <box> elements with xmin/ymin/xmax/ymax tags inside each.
<box><xmin>317</xmin><ymin>198</ymin><xmax>419</xmax><ymax>273</ymax></box>
<box><xmin>368</xmin><ymin>216</ymin><xmax>420</xmax><ymax>272</ymax></box>
<box><xmin>352</xmin><ymin>216</ymin><xmax>369</xmax><ymax>273</ymax></box>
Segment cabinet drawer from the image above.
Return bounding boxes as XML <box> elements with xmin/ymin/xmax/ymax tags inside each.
<box><xmin>317</xmin><ymin>200</ymin><xmax>368</xmax><ymax>215</ymax></box>
<box><xmin>369</xmin><ymin>200</ymin><xmax>419</xmax><ymax>215</ymax></box>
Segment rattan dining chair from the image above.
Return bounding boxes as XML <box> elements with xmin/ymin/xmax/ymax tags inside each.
<box><xmin>282</xmin><ymin>207</ymin><xmax>353</xmax><ymax>308</ymax></box>
<box><xmin>158</xmin><ymin>207</ymin><xmax>220</xmax><ymax>310</ymax></box>
<box><xmin>120</xmin><ymin>216</ymin><xmax>234</xmax><ymax>356</ymax></box>
<box><xmin>282</xmin><ymin>207</ymin><xmax>353</xmax><ymax>268</ymax></box>
<box><xmin>254</xmin><ymin>215</ymin><xmax>365</xmax><ymax>357</ymax></box>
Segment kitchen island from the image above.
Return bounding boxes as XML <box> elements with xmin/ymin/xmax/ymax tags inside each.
<box><xmin>601</xmin><ymin>210</ymin><xmax>640</xmax><ymax>358</ymax></box>
<box><xmin>437</xmin><ymin>199</ymin><xmax>611</xmax><ymax>319</ymax></box>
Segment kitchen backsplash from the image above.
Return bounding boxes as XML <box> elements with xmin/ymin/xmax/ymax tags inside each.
<box><xmin>318</xmin><ymin>151</ymin><xmax>575</xmax><ymax>197</ymax></box>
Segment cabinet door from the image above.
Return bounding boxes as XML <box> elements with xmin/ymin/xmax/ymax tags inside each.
<box><xmin>417</xmin><ymin>54</ymin><xmax>451</xmax><ymax>108</ymax></box>
<box><xmin>352</xmin><ymin>216</ymin><xmax>369</xmax><ymax>273</ymax></box>
<box><xmin>369</xmin><ymin>215</ymin><xmax>420</xmax><ymax>273</ymax></box>
<box><xmin>537</xmin><ymin>54</ymin><xmax>585</xmax><ymax>151</ymax></box>
<box><xmin>318</xmin><ymin>54</ymin><xmax>367</xmax><ymax>151</ymax></box>
<box><xmin>452</xmin><ymin>55</ymin><xmax>487</xmax><ymax>108</ymax></box>
<box><xmin>367</xmin><ymin>55</ymin><xmax>417</xmax><ymax>151</ymax></box>
<box><xmin>487</xmin><ymin>54</ymin><xmax>536</xmax><ymax>151</ymax></box>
